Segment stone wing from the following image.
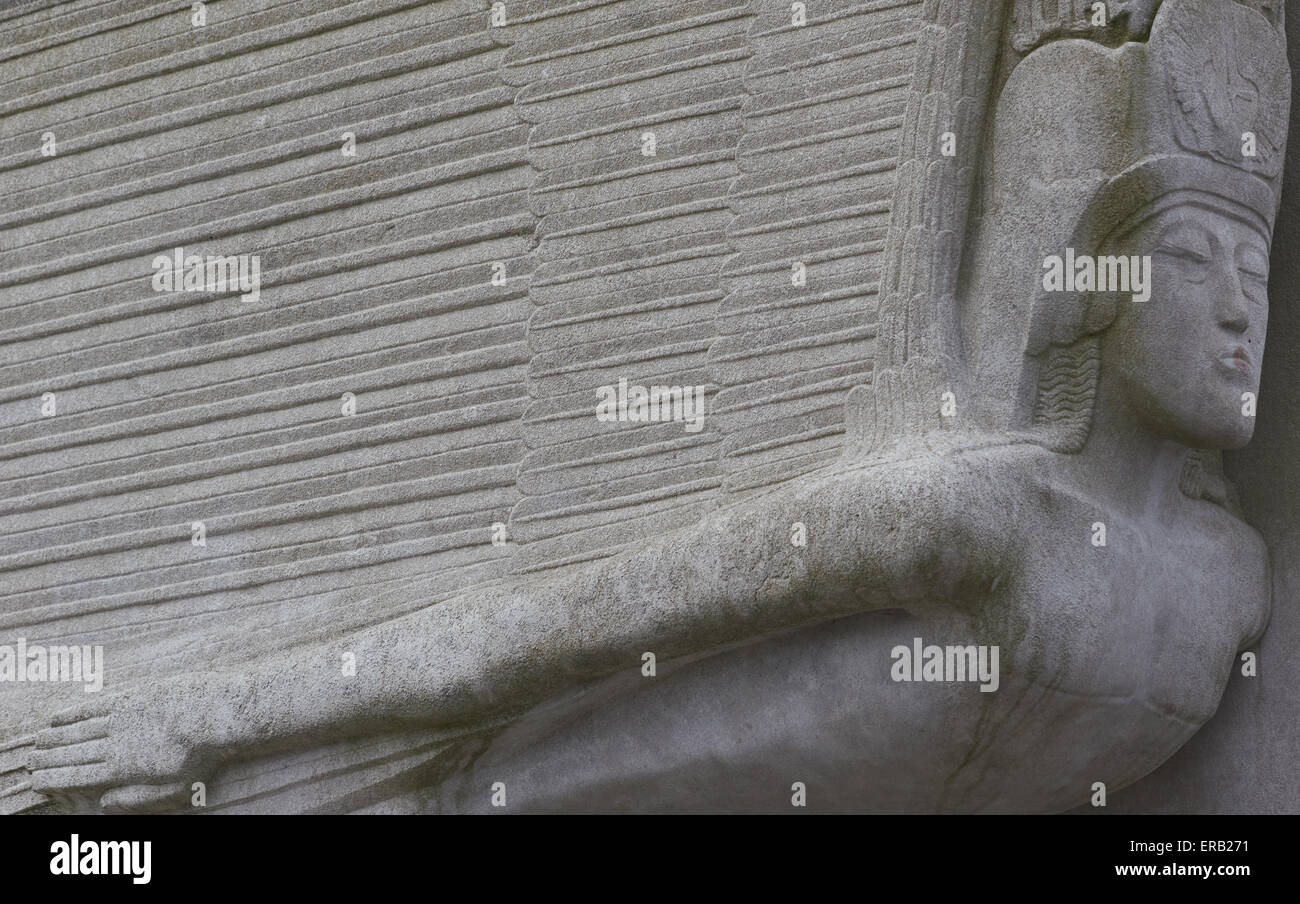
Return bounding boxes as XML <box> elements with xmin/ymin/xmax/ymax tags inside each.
<box><xmin>850</xmin><ymin>0</ymin><xmax>1009</xmax><ymax>451</ymax></box>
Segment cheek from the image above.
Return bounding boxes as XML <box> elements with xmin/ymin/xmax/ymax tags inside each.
<box><xmin>1110</xmin><ymin>296</ymin><xmax>1224</xmax><ymax>422</ymax></box>
<box><xmin>1119</xmin><ymin>299</ymin><xmax>1191</xmax><ymax>379</ymax></box>
<box><xmin>1248</xmin><ymin>319</ymin><xmax>1267</xmax><ymax>353</ymax></box>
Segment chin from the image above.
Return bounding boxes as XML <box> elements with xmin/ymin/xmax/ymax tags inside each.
<box><xmin>1155</xmin><ymin>383</ymin><xmax>1257</xmax><ymax>449</ymax></box>
<box><xmin>1209</xmin><ymin>431</ymin><xmax>1254</xmax><ymax>451</ymax></box>
<box><xmin>1181</xmin><ymin>415</ymin><xmax>1255</xmax><ymax>450</ymax></box>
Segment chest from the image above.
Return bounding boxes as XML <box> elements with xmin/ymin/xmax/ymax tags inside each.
<box><xmin>988</xmin><ymin>508</ymin><xmax>1267</xmax><ymax>721</ymax></box>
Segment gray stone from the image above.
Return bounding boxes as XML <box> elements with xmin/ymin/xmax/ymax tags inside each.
<box><xmin>1</xmin><ymin>0</ymin><xmax>1295</xmax><ymax>814</ymax></box>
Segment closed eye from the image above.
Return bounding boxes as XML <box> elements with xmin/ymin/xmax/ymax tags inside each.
<box><xmin>1155</xmin><ymin>244</ymin><xmax>1210</xmax><ymax>264</ymax></box>
<box><xmin>1238</xmin><ymin>246</ymin><xmax>1270</xmax><ymax>283</ymax></box>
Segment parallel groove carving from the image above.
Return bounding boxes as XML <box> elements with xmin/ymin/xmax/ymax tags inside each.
<box><xmin>713</xmin><ymin>0</ymin><xmax>922</xmax><ymax>494</ymax></box>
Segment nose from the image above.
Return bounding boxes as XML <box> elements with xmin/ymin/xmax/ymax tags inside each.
<box><xmin>1212</xmin><ymin>262</ymin><xmax>1250</xmax><ymax>333</ymax></box>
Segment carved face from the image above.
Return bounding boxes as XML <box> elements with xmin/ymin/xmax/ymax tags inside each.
<box><xmin>1103</xmin><ymin>203</ymin><xmax>1270</xmax><ymax>449</ymax></box>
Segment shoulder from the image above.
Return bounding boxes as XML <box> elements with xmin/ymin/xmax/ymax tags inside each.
<box><xmin>804</xmin><ymin>438</ymin><xmax>1050</xmax><ymax>526</ymax></box>
<box><xmin>779</xmin><ymin>438</ymin><xmax>1036</xmax><ymax>593</ymax></box>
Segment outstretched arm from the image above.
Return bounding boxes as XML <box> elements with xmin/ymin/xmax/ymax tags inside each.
<box><xmin>31</xmin><ymin>449</ymin><xmax>1003</xmax><ymax>800</ymax></box>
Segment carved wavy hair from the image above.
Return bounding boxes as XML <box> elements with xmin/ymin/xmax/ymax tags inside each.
<box><xmin>1029</xmin><ymin>337</ymin><xmax>1102</xmax><ymax>454</ymax></box>
<box><xmin>1024</xmin><ymin>195</ymin><xmax>1146</xmax><ymax>455</ymax></box>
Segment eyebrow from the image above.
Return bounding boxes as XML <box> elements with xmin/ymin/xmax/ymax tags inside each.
<box><xmin>1158</xmin><ymin>222</ymin><xmax>1213</xmax><ymax>243</ymax></box>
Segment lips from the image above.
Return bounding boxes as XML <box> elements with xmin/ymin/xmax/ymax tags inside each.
<box><xmin>1218</xmin><ymin>346</ymin><xmax>1253</xmax><ymax>374</ymax></box>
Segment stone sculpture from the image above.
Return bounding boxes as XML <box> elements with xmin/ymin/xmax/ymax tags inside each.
<box><xmin>13</xmin><ymin>0</ymin><xmax>1292</xmax><ymax>813</ymax></box>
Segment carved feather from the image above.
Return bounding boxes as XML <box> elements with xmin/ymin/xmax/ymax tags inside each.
<box><xmin>849</xmin><ymin>0</ymin><xmax>1012</xmax><ymax>452</ymax></box>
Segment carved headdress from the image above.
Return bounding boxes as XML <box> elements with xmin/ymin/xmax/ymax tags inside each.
<box><xmin>960</xmin><ymin>0</ymin><xmax>1289</xmax><ymax>449</ymax></box>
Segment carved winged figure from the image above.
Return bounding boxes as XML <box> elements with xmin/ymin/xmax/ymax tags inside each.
<box><xmin>26</xmin><ymin>0</ymin><xmax>1289</xmax><ymax>813</ymax></box>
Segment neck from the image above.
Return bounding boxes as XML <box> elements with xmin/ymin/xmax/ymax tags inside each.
<box><xmin>1070</xmin><ymin>376</ymin><xmax>1191</xmax><ymax>523</ymax></box>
